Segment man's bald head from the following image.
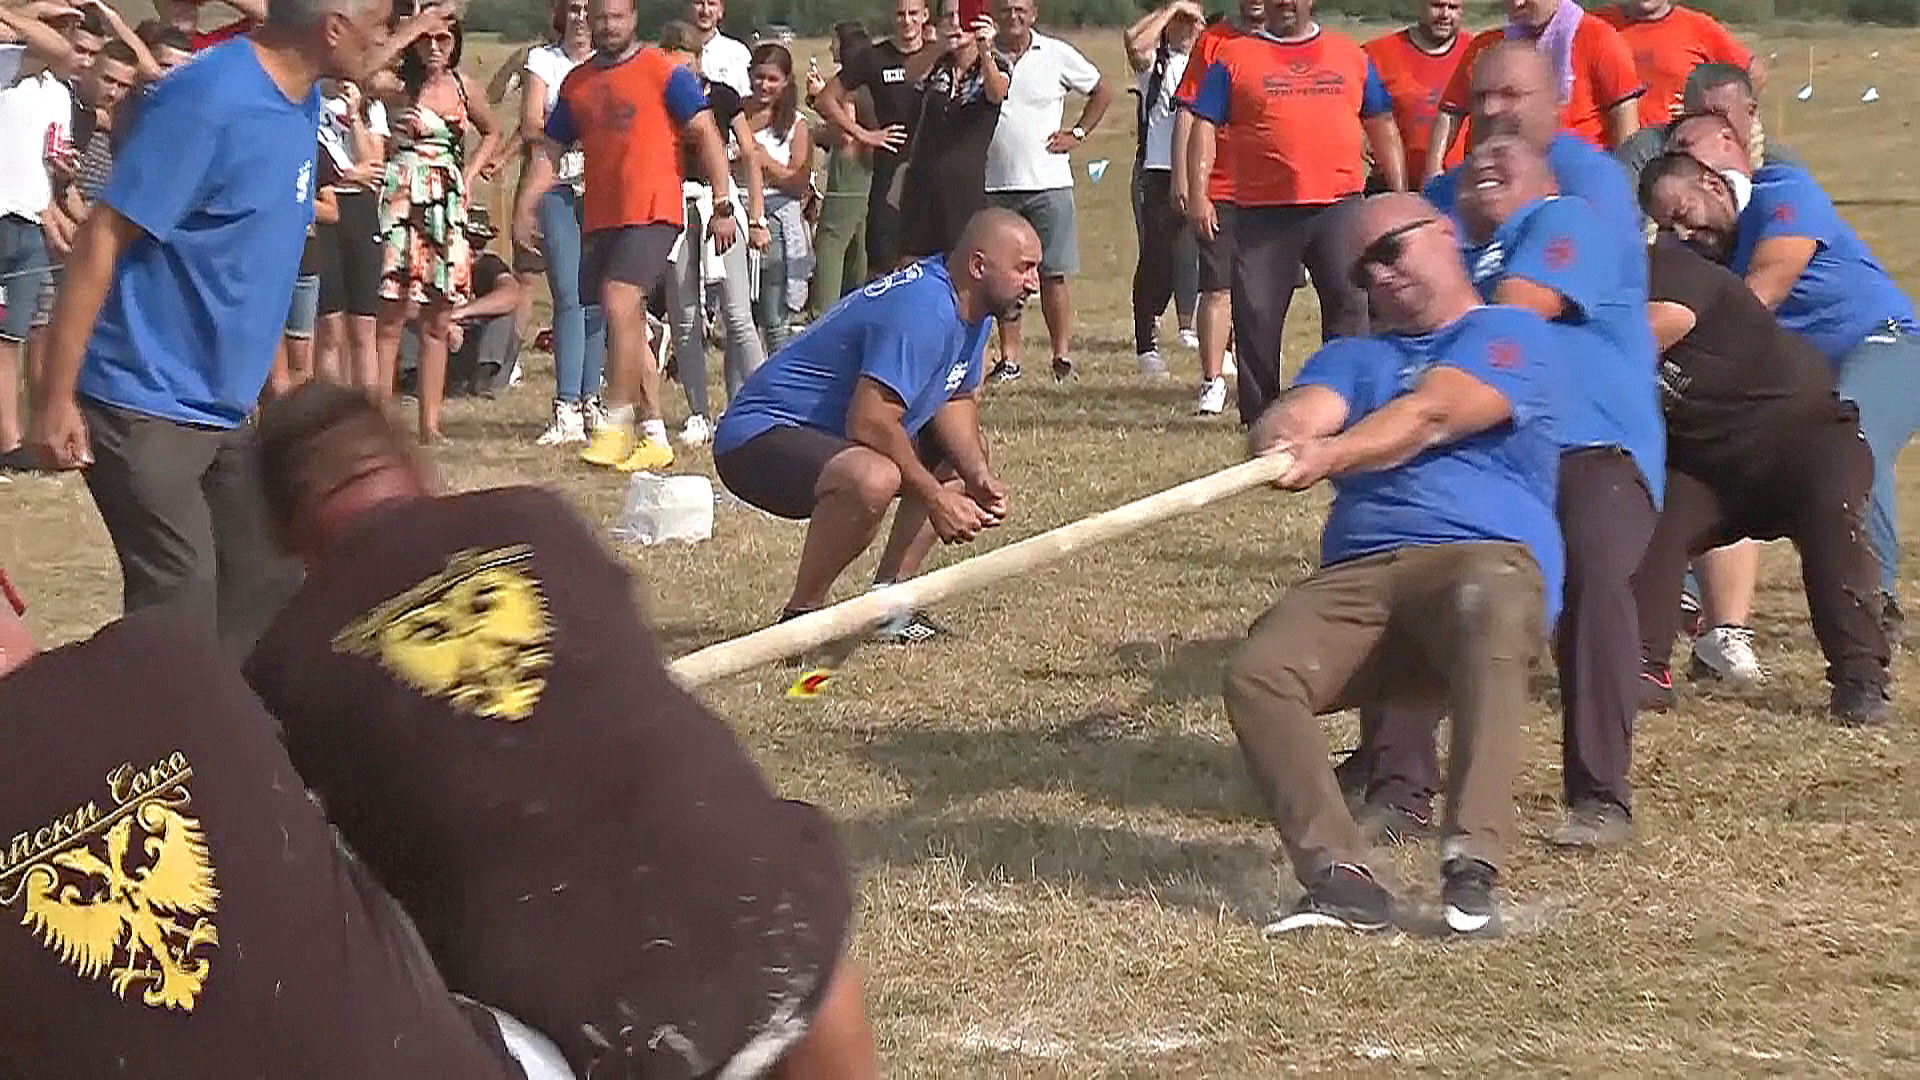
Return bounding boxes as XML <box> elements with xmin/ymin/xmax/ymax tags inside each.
<box><xmin>1470</xmin><ymin>39</ymin><xmax>1559</xmax><ymax>151</ymax></box>
<box><xmin>1350</xmin><ymin>193</ymin><xmax>1474</xmax><ymax>332</ymax></box>
<box><xmin>1666</xmin><ymin>110</ymin><xmax>1749</xmax><ymax>174</ymax></box>
<box><xmin>949</xmin><ymin>209</ymin><xmax>1043</xmax><ymax>322</ymax></box>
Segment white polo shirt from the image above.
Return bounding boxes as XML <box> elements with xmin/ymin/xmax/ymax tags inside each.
<box><xmin>700</xmin><ymin>32</ymin><xmax>752</xmax><ymax>97</ymax></box>
<box><xmin>984</xmin><ymin>31</ymin><xmax>1101</xmax><ymax>193</ymax></box>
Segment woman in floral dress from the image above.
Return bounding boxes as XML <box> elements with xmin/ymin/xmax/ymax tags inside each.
<box><xmin>374</xmin><ymin>15</ymin><xmax>501</xmax><ymax>443</ymax></box>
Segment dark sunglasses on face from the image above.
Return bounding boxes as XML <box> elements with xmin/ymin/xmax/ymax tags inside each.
<box><xmin>1348</xmin><ymin>218</ymin><xmax>1436</xmax><ymax>290</ymax></box>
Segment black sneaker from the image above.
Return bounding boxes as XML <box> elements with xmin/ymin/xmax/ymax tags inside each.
<box><xmin>1354</xmin><ymin>800</ymin><xmax>1432</xmax><ymax>846</ymax></box>
<box><xmin>1050</xmin><ymin>356</ymin><xmax>1074</xmax><ymax>381</ymax></box>
<box><xmin>1263</xmin><ymin>863</ymin><xmax>1392</xmax><ymax>935</ymax></box>
<box><xmin>989</xmin><ymin>360</ymin><xmax>1022</xmax><ymax>383</ymax></box>
<box><xmin>1831</xmin><ymin>678</ymin><xmax>1892</xmax><ymax>727</ymax></box>
<box><xmin>875</xmin><ymin>609</ymin><xmax>944</xmax><ymax>645</ymax></box>
<box><xmin>1881</xmin><ymin>591</ymin><xmax>1905</xmax><ymax>651</ymax></box>
<box><xmin>0</xmin><ymin>445</ymin><xmax>43</xmax><ymax>473</ymax></box>
<box><xmin>1440</xmin><ymin>857</ymin><xmax>1500</xmax><ymax>935</ymax></box>
<box><xmin>1639</xmin><ymin>660</ymin><xmax>1674</xmax><ymax>713</ymax></box>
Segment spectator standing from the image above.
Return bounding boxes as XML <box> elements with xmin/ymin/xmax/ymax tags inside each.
<box><xmin>807</xmin><ymin>24</ymin><xmax>874</xmax><ymax>308</ymax></box>
<box><xmin>27</xmin><ymin>0</ymin><xmax>406</xmax><ymax>658</ymax></box>
<box><xmin>814</xmin><ymin>0</ymin><xmax>933</xmax><ymax>275</ymax></box>
<box><xmin>1598</xmin><ymin>0</ymin><xmax>1754</xmax><ymax>129</ymax></box>
<box><xmin>1364</xmin><ymin>0</ymin><xmax>1472</xmax><ymax>186</ymax></box>
<box><xmin>981</xmin><ymin>0</ymin><xmax>1107</xmax><ymax>383</ymax></box>
<box><xmin>521</xmin><ymin>0</ymin><xmax>607</xmax><ymax>446</ymax></box>
<box><xmin>515</xmin><ymin>0</ymin><xmax>742</xmax><ymax>474</ymax></box>
<box><xmin>372</xmin><ymin>13</ymin><xmax>501</xmax><ymax>444</ymax></box>
<box><xmin>0</xmin><ymin>3</ymin><xmax>74</xmax><ymax>471</ymax></box>
<box><xmin>1123</xmin><ymin>0</ymin><xmax>1201</xmax><ymax>386</ymax></box>
<box><xmin>1185</xmin><ymin>0</ymin><xmax>1404</xmax><ymax>426</ymax></box>
<box><xmin>1170</xmin><ymin>0</ymin><xmax>1262</xmax><ymax>419</ymax></box>
<box><xmin>1427</xmin><ymin>0</ymin><xmax>1644</xmax><ymax>178</ymax></box>
<box><xmin>315</xmin><ymin>78</ymin><xmax>389</xmax><ymax>389</ymax></box>
<box><xmin>688</xmin><ymin>0</ymin><xmax>747</xmax><ymax>95</ymax></box>
<box><xmin>744</xmin><ymin>42</ymin><xmax>812</xmax><ymax>353</ymax></box>
<box><xmin>895</xmin><ymin>0</ymin><xmax>1007</xmax><ymax>263</ymax></box>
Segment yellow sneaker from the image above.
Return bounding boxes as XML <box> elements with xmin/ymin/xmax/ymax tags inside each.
<box><xmin>615</xmin><ymin>438</ymin><xmax>675</xmax><ymax>473</ymax></box>
<box><xmin>580</xmin><ymin>424</ymin><xmax>633</xmax><ymax>467</ymax></box>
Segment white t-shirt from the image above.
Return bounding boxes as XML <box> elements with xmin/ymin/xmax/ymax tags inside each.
<box><xmin>1136</xmin><ymin>48</ymin><xmax>1189</xmax><ymax>172</ymax></box>
<box><xmin>318</xmin><ymin>92</ymin><xmax>389</xmax><ymax>176</ymax></box>
<box><xmin>0</xmin><ymin>45</ymin><xmax>72</xmax><ymax>220</ymax></box>
<box><xmin>701</xmin><ymin>33</ymin><xmax>752</xmax><ymax>97</ymax></box>
<box><xmin>524</xmin><ymin>43</ymin><xmax>588</xmax><ymax>183</ymax></box>
<box><xmin>984</xmin><ymin>32</ymin><xmax>1102</xmax><ymax>192</ymax></box>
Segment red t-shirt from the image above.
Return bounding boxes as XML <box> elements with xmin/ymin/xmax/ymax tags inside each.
<box><xmin>1188</xmin><ymin>29</ymin><xmax>1390</xmax><ymax>208</ymax></box>
<box><xmin>1172</xmin><ymin>20</ymin><xmax>1250</xmax><ymax>204</ymax></box>
<box><xmin>190</xmin><ymin>18</ymin><xmax>252</xmax><ymax>51</ymax></box>
<box><xmin>1364</xmin><ymin>27</ymin><xmax>1473</xmax><ymax>174</ymax></box>
<box><xmin>1441</xmin><ymin>15</ymin><xmax>1645</xmax><ymax>149</ymax></box>
<box><xmin>547</xmin><ymin>47</ymin><xmax>707</xmax><ymax>233</ymax></box>
<box><xmin>1597</xmin><ymin>4</ymin><xmax>1752</xmax><ymax>127</ymax></box>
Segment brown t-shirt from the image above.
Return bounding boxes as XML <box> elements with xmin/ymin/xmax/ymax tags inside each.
<box><xmin>245</xmin><ymin>487</ymin><xmax>852</xmax><ymax>1079</ymax></box>
<box><xmin>1649</xmin><ymin>234</ymin><xmax>1854</xmax><ymax>480</ymax></box>
<box><xmin>0</xmin><ymin>611</ymin><xmax>521</xmax><ymax>1080</ymax></box>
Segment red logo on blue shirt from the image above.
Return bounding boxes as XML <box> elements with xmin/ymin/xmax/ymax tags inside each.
<box><xmin>1545</xmin><ymin>236</ymin><xmax>1575</xmax><ymax>270</ymax></box>
<box><xmin>1488</xmin><ymin>339</ymin><xmax>1522</xmax><ymax>370</ymax></box>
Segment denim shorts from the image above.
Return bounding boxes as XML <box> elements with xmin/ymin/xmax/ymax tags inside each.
<box><xmin>285</xmin><ymin>274</ymin><xmax>321</xmax><ymax>339</ymax></box>
<box><xmin>0</xmin><ymin>214</ymin><xmax>52</xmax><ymax>343</ymax></box>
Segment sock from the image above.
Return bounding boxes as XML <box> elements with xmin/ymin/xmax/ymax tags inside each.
<box><xmin>603</xmin><ymin>403</ymin><xmax>635</xmax><ymax>430</ymax></box>
<box><xmin>640</xmin><ymin>418</ymin><xmax>668</xmax><ymax>444</ymax></box>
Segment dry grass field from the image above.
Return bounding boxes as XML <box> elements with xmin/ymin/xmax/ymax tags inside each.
<box><xmin>9</xmin><ymin>19</ymin><xmax>1920</xmax><ymax>1076</ymax></box>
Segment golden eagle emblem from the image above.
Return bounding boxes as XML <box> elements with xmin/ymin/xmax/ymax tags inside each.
<box><xmin>3</xmin><ymin>755</ymin><xmax>219</xmax><ymax>1011</ymax></box>
<box><xmin>332</xmin><ymin>545</ymin><xmax>553</xmax><ymax>722</ymax></box>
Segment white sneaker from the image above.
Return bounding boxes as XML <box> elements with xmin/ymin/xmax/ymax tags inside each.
<box><xmin>1178</xmin><ymin>328</ymin><xmax>1200</xmax><ymax>350</ymax></box>
<box><xmin>535</xmin><ymin>400</ymin><xmax>586</xmax><ymax>446</ymax></box>
<box><xmin>506</xmin><ymin>359</ymin><xmax>524</xmax><ymax>388</ymax></box>
<box><xmin>679</xmin><ymin>413</ymin><xmax>713</xmax><ymax>447</ymax></box>
<box><xmin>1195</xmin><ymin>377</ymin><xmax>1228</xmax><ymax>415</ymax></box>
<box><xmin>1136</xmin><ymin>349</ymin><xmax>1169</xmax><ymax>378</ymax></box>
<box><xmin>1221</xmin><ymin>348</ymin><xmax>1237</xmax><ymax>379</ymax></box>
<box><xmin>1690</xmin><ymin>625</ymin><xmax>1765</xmax><ymax>689</ymax></box>
<box><xmin>582</xmin><ymin>397</ymin><xmax>609</xmax><ymax>435</ymax></box>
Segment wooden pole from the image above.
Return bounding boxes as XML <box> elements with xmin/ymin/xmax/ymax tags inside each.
<box><xmin>670</xmin><ymin>451</ymin><xmax>1296</xmax><ymax>688</ymax></box>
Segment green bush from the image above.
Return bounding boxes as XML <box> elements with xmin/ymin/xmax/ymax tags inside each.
<box><xmin>1842</xmin><ymin>0</ymin><xmax>1920</xmax><ymax>24</ymax></box>
<box><xmin>466</xmin><ymin>0</ymin><xmax>554</xmax><ymax>39</ymax></box>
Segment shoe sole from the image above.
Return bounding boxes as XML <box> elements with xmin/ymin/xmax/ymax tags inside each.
<box><xmin>1262</xmin><ymin>911</ymin><xmax>1389</xmax><ymax>935</ymax></box>
<box><xmin>1443</xmin><ymin>903</ymin><xmax>1497</xmax><ymax>934</ymax></box>
<box><xmin>1549</xmin><ymin>827</ymin><xmax>1632</xmax><ymax>850</ymax></box>
<box><xmin>1689</xmin><ymin>656</ymin><xmax>1764</xmax><ymax>691</ymax></box>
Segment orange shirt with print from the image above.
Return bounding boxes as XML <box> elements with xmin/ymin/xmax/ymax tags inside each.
<box><xmin>1440</xmin><ymin>15</ymin><xmax>1644</xmax><ymax>149</ymax></box>
<box><xmin>1597</xmin><ymin>4</ymin><xmax>1751</xmax><ymax>126</ymax></box>
<box><xmin>1173</xmin><ymin>20</ymin><xmax>1251</xmax><ymax>203</ymax></box>
<box><xmin>1190</xmin><ymin>30</ymin><xmax>1387</xmax><ymax>207</ymax></box>
<box><xmin>1364</xmin><ymin>27</ymin><xmax>1473</xmax><ymax>174</ymax></box>
<box><xmin>548</xmin><ymin>47</ymin><xmax>701</xmax><ymax>233</ymax></box>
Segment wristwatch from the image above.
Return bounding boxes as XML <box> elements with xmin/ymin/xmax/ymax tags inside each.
<box><xmin>748</xmin><ymin>218</ymin><xmax>767</xmax><ymax>229</ymax></box>
<box><xmin>1070</xmin><ymin>125</ymin><xmax>1087</xmax><ymax>141</ymax></box>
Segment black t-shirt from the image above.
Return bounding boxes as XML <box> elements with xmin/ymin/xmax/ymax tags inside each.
<box><xmin>245</xmin><ymin>487</ymin><xmax>853</xmax><ymax>1080</ymax></box>
<box><xmin>682</xmin><ymin>79</ymin><xmax>742</xmax><ymax>184</ymax></box>
<box><xmin>840</xmin><ymin>38</ymin><xmax>933</xmax><ymax>170</ymax></box>
<box><xmin>0</xmin><ymin>611</ymin><xmax>520</xmax><ymax>1080</ymax></box>
<box><xmin>472</xmin><ymin>251</ymin><xmax>510</xmax><ymax>299</ymax></box>
<box><xmin>907</xmin><ymin>50</ymin><xmax>1007</xmax><ymax>185</ymax></box>
<box><xmin>1649</xmin><ymin>234</ymin><xmax>1854</xmax><ymax>477</ymax></box>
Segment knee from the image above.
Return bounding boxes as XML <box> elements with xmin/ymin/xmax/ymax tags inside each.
<box><xmin>1222</xmin><ymin>642</ymin><xmax>1310</xmax><ymax>727</ymax></box>
<box><xmin>1453</xmin><ymin>558</ymin><xmax>1544</xmax><ymax>655</ymax></box>
<box><xmin>825</xmin><ymin>454</ymin><xmax>902</xmax><ymax>515</ymax></box>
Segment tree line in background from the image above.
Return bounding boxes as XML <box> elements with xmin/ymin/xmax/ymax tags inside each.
<box><xmin>465</xmin><ymin>0</ymin><xmax>1918</xmax><ymax>45</ymax></box>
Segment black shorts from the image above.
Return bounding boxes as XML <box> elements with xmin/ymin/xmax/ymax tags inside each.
<box><xmin>1198</xmin><ymin>201</ymin><xmax>1236</xmax><ymax>293</ymax></box>
<box><xmin>319</xmin><ymin>188</ymin><xmax>382</xmax><ymax>318</ymax></box>
<box><xmin>580</xmin><ymin>222</ymin><xmax>679</xmax><ymax>304</ymax></box>
<box><xmin>715</xmin><ymin>425</ymin><xmax>948</xmax><ymax>520</ymax></box>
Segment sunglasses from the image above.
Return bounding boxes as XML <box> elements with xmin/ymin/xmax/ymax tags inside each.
<box><xmin>1348</xmin><ymin>218</ymin><xmax>1436</xmax><ymax>290</ymax></box>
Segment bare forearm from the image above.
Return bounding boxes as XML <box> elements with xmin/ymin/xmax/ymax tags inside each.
<box><xmin>455</xmin><ymin>283</ymin><xmax>523</xmax><ymax>321</ymax></box>
<box><xmin>1075</xmin><ymin>83</ymin><xmax>1111</xmax><ymax>134</ymax></box>
<box><xmin>1367</xmin><ymin>116</ymin><xmax>1406</xmax><ymax>192</ymax></box>
<box><xmin>694</xmin><ymin>119</ymin><xmax>734</xmax><ymax>202</ymax></box>
<box><xmin>1423</xmin><ymin>114</ymin><xmax>1458</xmax><ymax>181</ymax></box>
<box><xmin>514</xmin><ymin>146</ymin><xmax>558</xmax><ymax>221</ymax></box>
<box><xmin>929</xmin><ymin>397</ymin><xmax>990</xmax><ymax>485</ymax></box>
<box><xmin>1320</xmin><ymin>389</ymin><xmax>1480</xmax><ymax>475</ymax></box>
<box><xmin>1187</xmin><ymin>116</ymin><xmax>1216</xmax><ymax>199</ymax></box>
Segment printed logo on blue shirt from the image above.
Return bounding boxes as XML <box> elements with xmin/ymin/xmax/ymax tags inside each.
<box><xmin>295</xmin><ymin>159</ymin><xmax>311</xmax><ymax>204</ymax></box>
<box><xmin>863</xmin><ymin>260</ymin><xmax>925</xmax><ymax>297</ymax></box>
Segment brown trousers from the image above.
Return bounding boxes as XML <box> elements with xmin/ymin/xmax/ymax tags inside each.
<box><xmin>1223</xmin><ymin>542</ymin><xmax>1546</xmax><ymax>885</ymax></box>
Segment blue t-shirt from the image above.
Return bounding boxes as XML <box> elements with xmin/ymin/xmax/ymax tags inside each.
<box><xmin>714</xmin><ymin>258</ymin><xmax>990</xmax><ymax>452</ymax></box>
<box><xmin>1291</xmin><ymin>306</ymin><xmax>1567</xmax><ymax>621</ymax></box>
<box><xmin>1429</xmin><ymin>133</ymin><xmax>1644</xmax><ymax>291</ymax></box>
<box><xmin>77</xmin><ymin>39</ymin><xmax>321</xmax><ymax>429</ymax></box>
<box><xmin>1730</xmin><ymin>163</ymin><xmax>1918</xmax><ymax>365</ymax></box>
<box><xmin>1460</xmin><ymin>194</ymin><xmax>1665</xmax><ymax>505</ymax></box>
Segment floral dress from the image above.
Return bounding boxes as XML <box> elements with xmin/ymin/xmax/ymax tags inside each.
<box><xmin>378</xmin><ymin>95</ymin><xmax>471</xmax><ymax>306</ymax></box>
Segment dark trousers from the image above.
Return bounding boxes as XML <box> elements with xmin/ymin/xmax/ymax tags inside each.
<box><xmin>866</xmin><ymin>156</ymin><xmax>904</xmax><ymax>273</ymax></box>
<box><xmin>1131</xmin><ymin>166</ymin><xmax>1197</xmax><ymax>354</ymax></box>
<box><xmin>1224</xmin><ymin>543</ymin><xmax>1545</xmax><ymax>883</ymax></box>
<box><xmin>79</xmin><ymin>397</ymin><xmax>302</xmax><ymax>661</ymax></box>
<box><xmin>1228</xmin><ymin>201</ymin><xmax>1368</xmax><ymax>426</ymax></box>
<box><xmin>1634</xmin><ymin>422</ymin><xmax>1885</xmax><ymax>688</ymax></box>
<box><xmin>1343</xmin><ymin>448</ymin><xmax>1656</xmax><ymax>815</ymax></box>
<box><xmin>399</xmin><ymin>314</ymin><xmax>520</xmax><ymax>396</ymax></box>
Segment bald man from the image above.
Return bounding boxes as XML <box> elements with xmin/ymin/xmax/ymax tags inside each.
<box><xmin>1223</xmin><ymin>193</ymin><xmax>1565</xmax><ymax>937</ymax></box>
<box><xmin>715</xmin><ymin>208</ymin><xmax>1039</xmax><ymax>639</ymax></box>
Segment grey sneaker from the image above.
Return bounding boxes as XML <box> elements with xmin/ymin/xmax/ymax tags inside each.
<box><xmin>1136</xmin><ymin>349</ymin><xmax>1169</xmax><ymax>378</ymax></box>
<box><xmin>1551</xmin><ymin>800</ymin><xmax>1633</xmax><ymax>850</ymax></box>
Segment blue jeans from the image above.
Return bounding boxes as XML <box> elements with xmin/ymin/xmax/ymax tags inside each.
<box><xmin>538</xmin><ymin>187</ymin><xmax>606</xmax><ymax>403</ymax></box>
<box><xmin>755</xmin><ymin>206</ymin><xmax>793</xmax><ymax>353</ymax></box>
<box><xmin>1834</xmin><ymin>326</ymin><xmax>1920</xmax><ymax>592</ymax></box>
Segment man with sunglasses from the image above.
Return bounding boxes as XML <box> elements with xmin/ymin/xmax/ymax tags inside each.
<box><xmin>1223</xmin><ymin>193</ymin><xmax>1564</xmax><ymax>937</ymax></box>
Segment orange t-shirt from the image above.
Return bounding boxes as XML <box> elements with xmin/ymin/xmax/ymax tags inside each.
<box><xmin>1596</xmin><ymin>4</ymin><xmax>1751</xmax><ymax>127</ymax></box>
<box><xmin>1173</xmin><ymin>20</ymin><xmax>1250</xmax><ymax>204</ymax></box>
<box><xmin>1364</xmin><ymin>27</ymin><xmax>1474</xmax><ymax>174</ymax></box>
<box><xmin>547</xmin><ymin>47</ymin><xmax>704</xmax><ymax>233</ymax></box>
<box><xmin>1187</xmin><ymin>29</ymin><xmax>1390</xmax><ymax>207</ymax></box>
<box><xmin>1440</xmin><ymin>15</ymin><xmax>1645</xmax><ymax>149</ymax></box>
